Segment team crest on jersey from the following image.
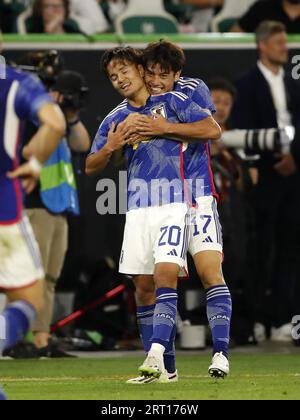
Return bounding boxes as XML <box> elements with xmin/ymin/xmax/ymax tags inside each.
<box><xmin>151</xmin><ymin>103</ymin><xmax>167</xmax><ymax>118</ymax></box>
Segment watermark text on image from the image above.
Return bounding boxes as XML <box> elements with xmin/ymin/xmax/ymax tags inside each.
<box><xmin>292</xmin><ymin>55</ymin><xmax>300</xmax><ymax>80</ymax></box>
<box><xmin>96</xmin><ymin>171</ymin><xmax>206</xmax><ymax>216</ymax></box>
<box><xmin>292</xmin><ymin>315</ymin><xmax>300</xmax><ymax>340</ymax></box>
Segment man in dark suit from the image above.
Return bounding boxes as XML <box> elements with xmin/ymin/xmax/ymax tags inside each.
<box><xmin>232</xmin><ymin>21</ymin><xmax>300</xmax><ymax>341</ymax></box>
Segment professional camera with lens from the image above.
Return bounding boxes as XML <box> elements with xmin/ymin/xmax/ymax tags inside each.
<box><xmin>17</xmin><ymin>50</ymin><xmax>64</xmax><ymax>89</ymax></box>
<box><xmin>220</xmin><ymin>126</ymin><xmax>295</xmax><ymax>168</ymax></box>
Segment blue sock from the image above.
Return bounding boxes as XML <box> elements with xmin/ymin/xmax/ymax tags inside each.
<box><xmin>206</xmin><ymin>285</ymin><xmax>232</xmax><ymax>359</ymax></box>
<box><xmin>152</xmin><ymin>288</ymin><xmax>178</xmax><ymax>352</ymax></box>
<box><xmin>0</xmin><ymin>386</ymin><xmax>7</xmax><ymax>401</ymax></box>
<box><xmin>164</xmin><ymin>325</ymin><xmax>176</xmax><ymax>374</ymax></box>
<box><xmin>136</xmin><ymin>305</ymin><xmax>155</xmax><ymax>353</ymax></box>
<box><xmin>0</xmin><ymin>301</ymin><xmax>36</xmax><ymax>354</ymax></box>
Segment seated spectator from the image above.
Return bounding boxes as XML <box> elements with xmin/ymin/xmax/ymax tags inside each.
<box><xmin>164</xmin><ymin>0</ymin><xmax>195</xmax><ymax>24</ymax></box>
<box><xmin>98</xmin><ymin>0</ymin><xmax>127</xmax><ymax>28</ymax></box>
<box><xmin>231</xmin><ymin>0</ymin><xmax>300</xmax><ymax>33</ymax></box>
<box><xmin>69</xmin><ymin>0</ymin><xmax>110</xmax><ymax>35</ymax></box>
<box><xmin>17</xmin><ymin>0</ymin><xmax>81</xmax><ymax>34</ymax></box>
<box><xmin>176</xmin><ymin>0</ymin><xmax>224</xmax><ymax>32</ymax></box>
<box><xmin>0</xmin><ymin>0</ymin><xmax>31</xmax><ymax>33</ymax></box>
<box><xmin>211</xmin><ymin>0</ymin><xmax>258</xmax><ymax>32</ymax></box>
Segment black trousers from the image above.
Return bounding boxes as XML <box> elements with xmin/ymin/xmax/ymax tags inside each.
<box><xmin>253</xmin><ymin>173</ymin><xmax>300</xmax><ymax>329</ymax></box>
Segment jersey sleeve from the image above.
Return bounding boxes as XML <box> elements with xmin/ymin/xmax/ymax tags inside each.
<box><xmin>89</xmin><ymin>117</ymin><xmax>112</xmax><ymax>155</ymax></box>
<box><xmin>14</xmin><ymin>74</ymin><xmax>53</xmax><ymax>123</ymax></box>
<box><xmin>168</xmin><ymin>93</ymin><xmax>212</xmax><ymax>124</ymax></box>
<box><xmin>191</xmin><ymin>81</ymin><xmax>216</xmax><ymax>115</ymax></box>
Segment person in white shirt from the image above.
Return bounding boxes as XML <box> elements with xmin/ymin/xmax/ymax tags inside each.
<box><xmin>69</xmin><ymin>0</ymin><xmax>110</xmax><ymax>34</ymax></box>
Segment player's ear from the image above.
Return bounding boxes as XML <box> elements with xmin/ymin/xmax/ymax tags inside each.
<box><xmin>174</xmin><ymin>71</ymin><xmax>182</xmax><ymax>82</ymax></box>
<box><xmin>138</xmin><ymin>64</ymin><xmax>145</xmax><ymax>78</ymax></box>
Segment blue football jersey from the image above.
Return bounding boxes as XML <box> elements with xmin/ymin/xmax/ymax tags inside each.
<box><xmin>91</xmin><ymin>92</ymin><xmax>210</xmax><ymax>209</ymax></box>
<box><xmin>0</xmin><ymin>66</ymin><xmax>52</xmax><ymax>225</ymax></box>
<box><xmin>175</xmin><ymin>77</ymin><xmax>218</xmax><ymax>200</ymax></box>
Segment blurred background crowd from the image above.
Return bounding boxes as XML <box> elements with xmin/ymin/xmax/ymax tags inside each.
<box><xmin>0</xmin><ymin>0</ymin><xmax>300</xmax><ymax>35</ymax></box>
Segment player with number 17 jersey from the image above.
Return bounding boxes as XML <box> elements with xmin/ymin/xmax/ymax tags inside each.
<box><xmin>175</xmin><ymin>77</ymin><xmax>223</xmax><ymax>256</ymax></box>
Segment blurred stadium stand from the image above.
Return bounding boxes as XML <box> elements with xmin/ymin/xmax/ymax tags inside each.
<box><xmin>115</xmin><ymin>0</ymin><xmax>178</xmax><ymax>35</ymax></box>
<box><xmin>211</xmin><ymin>0</ymin><xmax>257</xmax><ymax>32</ymax></box>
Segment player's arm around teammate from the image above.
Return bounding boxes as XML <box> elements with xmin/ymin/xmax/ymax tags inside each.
<box><xmin>128</xmin><ymin>109</ymin><xmax>221</xmax><ymax>144</ymax></box>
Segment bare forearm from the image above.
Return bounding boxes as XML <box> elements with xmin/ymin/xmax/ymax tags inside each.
<box><xmin>85</xmin><ymin>144</ymin><xmax>113</xmax><ymax>176</ymax></box>
<box><xmin>68</xmin><ymin>122</ymin><xmax>91</xmax><ymax>152</ymax></box>
<box><xmin>165</xmin><ymin>117</ymin><xmax>221</xmax><ymax>143</ymax></box>
<box><xmin>26</xmin><ymin>125</ymin><xmax>62</xmax><ymax>163</ymax></box>
<box><xmin>27</xmin><ymin>104</ymin><xmax>66</xmax><ymax>163</ymax></box>
<box><xmin>32</xmin><ymin>103</ymin><xmax>66</xmax><ymax>162</ymax></box>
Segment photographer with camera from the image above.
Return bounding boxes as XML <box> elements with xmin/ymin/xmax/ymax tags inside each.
<box><xmin>208</xmin><ymin>77</ymin><xmax>295</xmax><ymax>345</ymax></box>
<box><xmin>5</xmin><ymin>54</ymin><xmax>90</xmax><ymax>358</ymax></box>
<box><xmin>232</xmin><ymin>21</ymin><xmax>300</xmax><ymax>342</ymax></box>
<box><xmin>27</xmin><ymin>69</ymin><xmax>90</xmax><ymax>357</ymax></box>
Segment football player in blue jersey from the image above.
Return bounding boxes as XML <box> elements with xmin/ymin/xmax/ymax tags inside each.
<box><xmin>0</xmin><ymin>31</ymin><xmax>66</xmax><ymax>398</ymax></box>
<box><xmin>86</xmin><ymin>47</ymin><xmax>221</xmax><ymax>383</ymax></box>
<box><xmin>127</xmin><ymin>40</ymin><xmax>232</xmax><ymax>379</ymax></box>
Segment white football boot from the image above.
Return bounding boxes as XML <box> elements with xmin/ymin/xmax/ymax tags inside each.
<box><xmin>208</xmin><ymin>352</ymin><xmax>230</xmax><ymax>379</ymax></box>
<box><xmin>126</xmin><ymin>375</ymin><xmax>160</xmax><ymax>385</ymax></box>
<box><xmin>138</xmin><ymin>353</ymin><xmax>165</xmax><ymax>379</ymax></box>
<box><xmin>158</xmin><ymin>370</ymin><xmax>179</xmax><ymax>383</ymax></box>
<box><xmin>126</xmin><ymin>370</ymin><xmax>179</xmax><ymax>385</ymax></box>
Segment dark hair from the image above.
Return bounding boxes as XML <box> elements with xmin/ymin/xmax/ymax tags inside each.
<box><xmin>101</xmin><ymin>47</ymin><xmax>142</xmax><ymax>77</ymax></box>
<box><xmin>208</xmin><ymin>78</ymin><xmax>237</xmax><ymax>99</ymax></box>
<box><xmin>32</xmin><ymin>0</ymin><xmax>70</xmax><ymax>19</ymax></box>
<box><xmin>142</xmin><ymin>40</ymin><xmax>186</xmax><ymax>74</ymax></box>
<box><xmin>255</xmin><ymin>21</ymin><xmax>286</xmax><ymax>44</ymax></box>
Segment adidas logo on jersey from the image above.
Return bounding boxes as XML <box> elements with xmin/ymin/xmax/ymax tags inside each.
<box><xmin>202</xmin><ymin>236</ymin><xmax>213</xmax><ymax>243</ymax></box>
<box><xmin>167</xmin><ymin>249</ymin><xmax>178</xmax><ymax>256</ymax></box>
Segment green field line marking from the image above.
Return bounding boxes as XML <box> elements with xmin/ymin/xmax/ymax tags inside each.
<box><xmin>2</xmin><ymin>373</ymin><xmax>300</xmax><ymax>382</ymax></box>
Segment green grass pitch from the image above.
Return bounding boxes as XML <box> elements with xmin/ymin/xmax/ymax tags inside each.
<box><xmin>1</xmin><ymin>354</ymin><xmax>300</xmax><ymax>400</ymax></box>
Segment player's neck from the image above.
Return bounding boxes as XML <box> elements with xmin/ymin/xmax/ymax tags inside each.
<box><xmin>128</xmin><ymin>87</ymin><xmax>150</xmax><ymax>108</ymax></box>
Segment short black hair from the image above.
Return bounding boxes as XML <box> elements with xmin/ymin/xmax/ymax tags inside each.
<box><xmin>142</xmin><ymin>40</ymin><xmax>186</xmax><ymax>74</ymax></box>
<box><xmin>101</xmin><ymin>47</ymin><xmax>142</xmax><ymax>77</ymax></box>
<box><xmin>208</xmin><ymin>78</ymin><xmax>237</xmax><ymax>100</ymax></box>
